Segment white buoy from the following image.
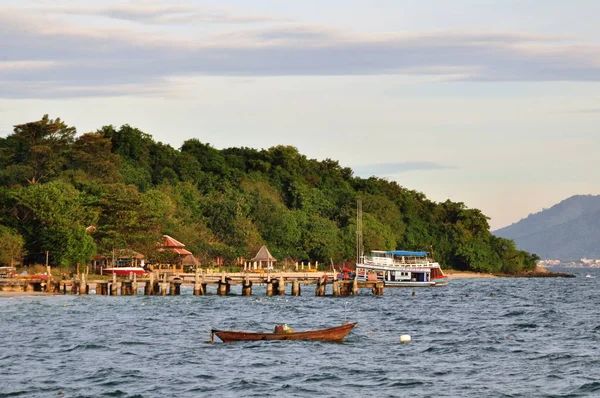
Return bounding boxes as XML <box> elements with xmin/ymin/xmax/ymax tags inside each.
<box><xmin>400</xmin><ymin>334</ymin><xmax>412</xmax><ymax>343</ymax></box>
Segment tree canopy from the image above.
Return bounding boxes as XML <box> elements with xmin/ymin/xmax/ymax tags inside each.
<box><xmin>0</xmin><ymin>115</ymin><xmax>538</xmax><ymax>272</ymax></box>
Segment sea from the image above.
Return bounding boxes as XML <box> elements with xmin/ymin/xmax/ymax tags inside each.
<box><xmin>1</xmin><ymin>266</ymin><xmax>599</xmax><ymax>398</ymax></box>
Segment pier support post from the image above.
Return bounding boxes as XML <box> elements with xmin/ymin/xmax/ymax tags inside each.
<box><xmin>159</xmin><ymin>282</ymin><xmax>168</xmax><ymax>296</ymax></box>
<box><xmin>47</xmin><ymin>281</ymin><xmax>59</xmax><ymax>294</ymax></box>
<box><xmin>96</xmin><ymin>282</ymin><xmax>107</xmax><ymax>295</ymax></box>
<box><xmin>266</xmin><ymin>280</ymin><xmax>273</xmax><ymax>296</ymax></box>
<box><xmin>242</xmin><ymin>274</ymin><xmax>252</xmax><ymax>296</ymax></box>
<box><xmin>315</xmin><ymin>277</ymin><xmax>326</xmax><ymax>296</ymax></box>
<box><xmin>218</xmin><ymin>272</ymin><xmax>229</xmax><ymax>296</ymax></box>
<box><xmin>193</xmin><ymin>270</ymin><xmax>205</xmax><ymax>295</ymax></box>
<box><xmin>145</xmin><ymin>272</ymin><xmax>155</xmax><ymax>295</ymax></box>
<box><xmin>110</xmin><ymin>274</ymin><xmax>118</xmax><ymax>296</ymax></box>
<box><xmin>159</xmin><ymin>273</ymin><xmax>168</xmax><ymax>296</ymax></box>
<box><xmin>332</xmin><ymin>280</ymin><xmax>340</xmax><ymax>296</ymax></box>
<box><xmin>71</xmin><ymin>281</ymin><xmax>80</xmax><ymax>295</ymax></box>
<box><xmin>132</xmin><ymin>274</ymin><xmax>138</xmax><ymax>295</ymax></box>
<box><xmin>217</xmin><ymin>281</ymin><xmax>228</xmax><ymax>296</ymax></box>
<box><xmin>352</xmin><ymin>277</ymin><xmax>359</xmax><ymax>296</ymax></box>
<box><xmin>278</xmin><ymin>276</ymin><xmax>285</xmax><ymax>296</ymax></box>
<box><xmin>292</xmin><ymin>279</ymin><xmax>301</xmax><ymax>296</ymax></box>
<box><xmin>79</xmin><ymin>275</ymin><xmax>88</xmax><ymax>295</ymax></box>
<box><xmin>169</xmin><ymin>279</ymin><xmax>181</xmax><ymax>295</ymax></box>
<box><xmin>121</xmin><ymin>281</ymin><xmax>131</xmax><ymax>296</ymax></box>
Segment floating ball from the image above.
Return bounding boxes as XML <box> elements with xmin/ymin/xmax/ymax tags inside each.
<box><xmin>400</xmin><ymin>334</ymin><xmax>412</xmax><ymax>343</ymax></box>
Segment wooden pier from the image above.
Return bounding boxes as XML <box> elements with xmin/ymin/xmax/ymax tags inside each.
<box><xmin>0</xmin><ymin>270</ymin><xmax>384</xmax><ymax>297</ymax></box>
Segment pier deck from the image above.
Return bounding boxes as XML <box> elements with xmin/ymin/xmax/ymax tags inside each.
<box><xmin>0</xmin><ymin>270</ymin><xmax>384</xmax><ymax>297</ymax></box>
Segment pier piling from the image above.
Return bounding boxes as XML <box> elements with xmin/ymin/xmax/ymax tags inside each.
<box><xmin>278</xmin><ymin>276</ymin><xmax>285</xmax><ymax>296</ymax></box>
<box><xmin>242</xmin><ymin>274</ymin><xmax>252</xmax><ymax>296</ymax></box>
<box><xmin>292</xmin><ymin>279</ymin><xmax>301</xmax><ymax>296</ymax></box>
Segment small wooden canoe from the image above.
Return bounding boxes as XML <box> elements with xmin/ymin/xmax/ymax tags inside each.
<box><xmin>211</xmin><ymin>322</ymin><xmax>357</xmax><ymax>343</ymax></box>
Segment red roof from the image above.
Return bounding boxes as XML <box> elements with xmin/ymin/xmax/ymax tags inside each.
<box><xmin>162</xmin><ymin>235</ymin><xmax>186</xmax><ymax>248</ymax></box>
<box><xmin>158</xmin><ymin>235</ymin><xmax>193</xmax><ymax>256</ymax></box>
<box><xmin>170</xmin><ymin>247</ymin><xmax>192</xmax><ymax>255</ymax></box>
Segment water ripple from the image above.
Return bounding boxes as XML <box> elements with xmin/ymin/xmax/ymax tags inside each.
<box><xmin>0</xmin><ymin>266</ymin><xmax>596</xmax><ymax>397</ymax></box>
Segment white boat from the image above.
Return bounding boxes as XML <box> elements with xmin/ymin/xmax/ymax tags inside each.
<box><xmin>356</xmin><ymin>250</ymin><xmax>448</xmax><ymax>287</ymax></box>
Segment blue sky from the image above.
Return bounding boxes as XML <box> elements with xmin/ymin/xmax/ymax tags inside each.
<box><xmin>1</xmin><ymin>0</ymin><xmax>599</xmax><ymax>230</ymax></box>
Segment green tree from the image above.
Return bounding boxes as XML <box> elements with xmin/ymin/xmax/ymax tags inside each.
<box><xmin>10</xmin><ymin>115</ymin><xmax>76</xmax><ymax>184</ymax></box>
<box><xmin>92</xmin><ymin>184</ymin><xmax>171</xmax><ymax>258</ymax></box>
<box><xmin>69</xmin><ymin>132</ymin><xmax>122</xmax><ymax>181</ymax></box>
<box><xmin>301</xmin><ymin>214</ymin><xmax>341</xmax><ymax>263</ymax></box>
<box><xmin>9</xmin><ymin>181</ymin><xmax>96</xmax><ymax>267</ymax></box>
<box><xmin>0</xmin><ymin>225</ymin><xmax>25</xmax><ymax>266</ymax></box>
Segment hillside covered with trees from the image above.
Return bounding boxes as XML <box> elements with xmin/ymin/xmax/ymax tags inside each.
<box><xmin>0</xmin><ymin>115</ymin><xmax>538</xmax><ymax>273</ymax></box>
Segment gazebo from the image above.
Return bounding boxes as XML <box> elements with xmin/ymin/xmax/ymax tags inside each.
<box><xmin>156</xmin><ymin>235</ymin><xmax>193</xmax><ymax>271</ymax></box>
<box><xmin>250</xmin><ymin>245</ymin><xmax>277</xmax><ymax>270</ymax></box>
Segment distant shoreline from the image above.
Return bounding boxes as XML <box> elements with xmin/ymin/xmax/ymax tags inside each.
<box><xmin>444</xmin><ymin>264</ymin><xmax>576</xmax><ymax>279</ymax></box>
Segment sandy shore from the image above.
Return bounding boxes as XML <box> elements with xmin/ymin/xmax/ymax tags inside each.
<box><xmin>444</xmin><ymin>270</ymin><xmax>496</xmax><ymax>279</ymax></box>
<box><xmin>445</xmin><ymin>264</ymin><xmax>550</xmax><ymax>279</ymax></box>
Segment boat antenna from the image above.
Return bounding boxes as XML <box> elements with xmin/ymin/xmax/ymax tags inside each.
<box><xmin>356</xmin><ymin>199</ymin><xmax>363</xmax><ymax>263</ymax></box>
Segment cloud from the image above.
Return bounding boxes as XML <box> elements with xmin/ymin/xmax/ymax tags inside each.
<box><xmin>2</xmin><ymin>2</ymin><xmax>600</xmax><ymax>98</ymax></box>
<box><xmin>555</xmin><ymin>107</ymin><xmax>600</xmax><ymax>114</ymax></box>
<box><xmin>47</xmin><ymin>4</ymin><xmax>287</xmax><ymax>25</ymax></box>
<box><xmin>569</xmin><ymin>108</ymin><xmax>600</xmax><ymax>114</ymax></box>
<box><xmin>353</xmin><ymin>162</ymin><xmax>453</xmax><ymax>178</ymax></box>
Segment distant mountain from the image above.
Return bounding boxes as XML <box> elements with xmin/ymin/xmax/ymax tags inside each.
<box><xmin>494</xmin><ymin>195</ymin><xmax>600</xmax><ymax>260</ymax></box>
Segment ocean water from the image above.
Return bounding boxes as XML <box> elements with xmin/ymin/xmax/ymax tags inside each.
<box><xmin>1</xmin><ymin>267</ymin><xmax>599</xmax><ymax>398</ymax></box>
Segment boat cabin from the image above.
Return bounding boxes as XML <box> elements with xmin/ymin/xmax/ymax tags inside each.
<box><xmin>362</xmin><ymin>250</ymin><xmax>434</xmax><ymax>267</ymax></box>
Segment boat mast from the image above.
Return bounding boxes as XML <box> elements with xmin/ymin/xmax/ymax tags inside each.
<box><xmin>356</xmin><ymin>199</ymin><xmax>363</xmax><ymax>263</ymax></box>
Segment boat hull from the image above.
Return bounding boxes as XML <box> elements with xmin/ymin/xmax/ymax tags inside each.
<box><xmin>212</xmin><ymin>322</ymin><xmax>357</xmax><ymax>343</ymax></box>
<box><xmin>383</xmin><ymin>277</ymin><xmax>449</xmax><ymax>287</ymax></box>
<box><xmin>102</xmin><ymin>267</ymin><xmax>147</xmax><ymax>276</ymax></box>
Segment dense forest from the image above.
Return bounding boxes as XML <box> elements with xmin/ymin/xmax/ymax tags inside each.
<box><xmin>0</xmin><ymin>115</ymin><xmax>538</xmax><ymax>273</ymax></box>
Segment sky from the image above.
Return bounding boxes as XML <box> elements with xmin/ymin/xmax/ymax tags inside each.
<box><xmin>1</xmin><ymin>0</ymin><xmax>599</xmax><ymax>230</ymax></box>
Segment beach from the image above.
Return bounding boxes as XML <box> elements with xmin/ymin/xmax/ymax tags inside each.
<box><xmin>444</xmin><ymin>270</ymin><xmax>496</xmax><ymax>279</ymax></box>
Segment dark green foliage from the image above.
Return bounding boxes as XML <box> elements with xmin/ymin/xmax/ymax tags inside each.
<box><xmin>0</xmin><ymin>115</ymin><xmax>76</xmax><ymax>185</ymax></box>
<box><xmin>7</xmin><ymin>180</ymin><xmax>96</xmax><ymax>267</ymax></box>
<box><xmin>0</xmin><ymin>225</ymin><xmax>25</xmax><ymax>266</ymax></box>
<box><xmin>0</xmin><ymin>115</ymin><xmax>536</xmax><ymax>272</ymax></box>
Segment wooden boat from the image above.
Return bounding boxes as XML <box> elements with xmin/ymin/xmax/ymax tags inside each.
<box><xmin>211</xmin><ymin>322</ymin><xmax>357</xmax><ymax>343</ymax></box>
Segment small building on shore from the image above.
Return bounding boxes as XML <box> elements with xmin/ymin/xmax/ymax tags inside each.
<box><xmin>155</xmin><ymin>235</ymin><xmax>195</xmax><ymax>272</ymax></box>
<box><xmin>250</xmin><ymin>245</ymin><xmax>277</xmax><ymax>270</ymax></box>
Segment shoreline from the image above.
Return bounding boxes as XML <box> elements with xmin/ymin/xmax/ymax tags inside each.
<box><xmin>444</xmin><ymin>270</ymin><xmax>496</xmax><ymax>279</ymax></box>
<box><xmin>444</xmin><ymin>264</ymin><xmax>575</xmax><ymax>279</ymax></box>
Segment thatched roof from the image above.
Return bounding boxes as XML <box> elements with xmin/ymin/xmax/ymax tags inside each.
<box><xmin>251</xmin><ymin>245</ymin><xmax>277</xmax><ymax>262</ymax></box>
<box><xmin>181</xmin><ymin>254</ymin><xmax>199</xmax><ymax>266</ymax></box>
